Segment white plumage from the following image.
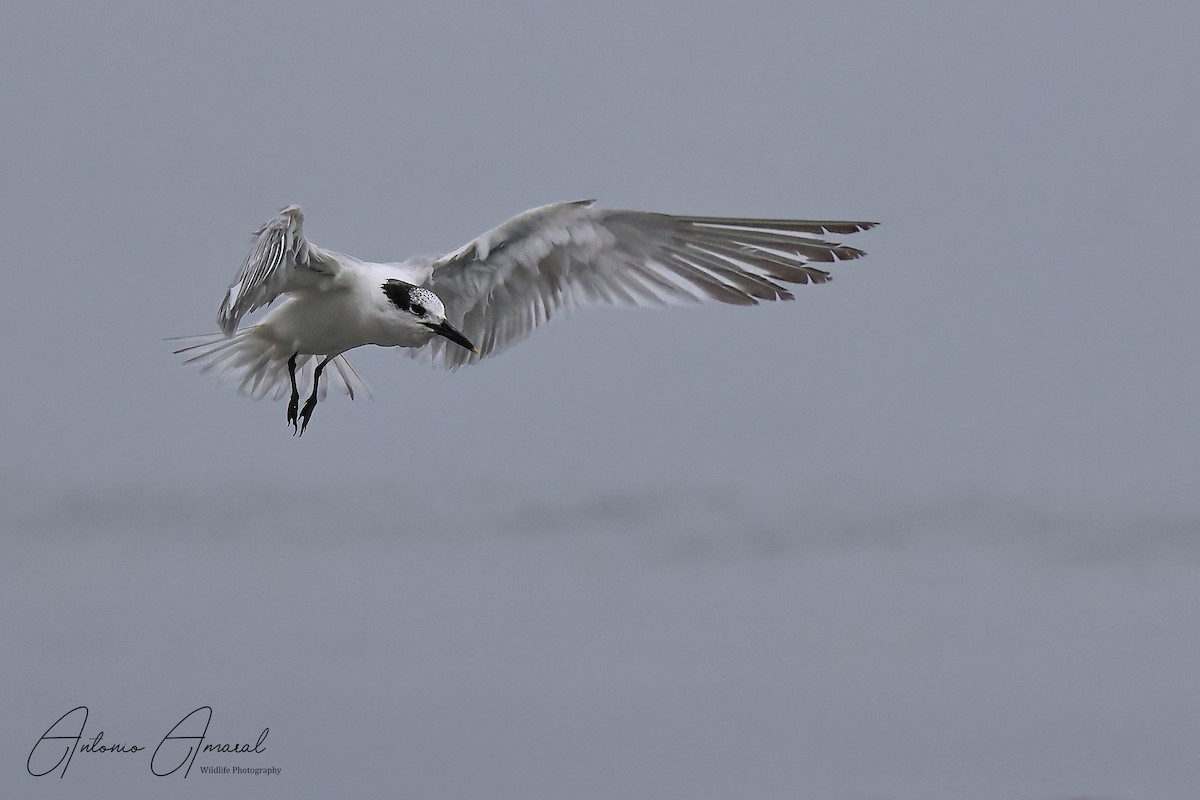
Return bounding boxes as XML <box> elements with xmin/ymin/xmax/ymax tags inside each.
<box><xmin>173</xmin><ymin>200</ymin><xmax>876</xmax><ymax>433</ymax></box>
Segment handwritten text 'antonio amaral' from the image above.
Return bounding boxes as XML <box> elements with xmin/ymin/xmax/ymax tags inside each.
<box><xmin>27</xmin><ymin>706</ymin><xmax>271</xmax><ymax>778</ymax></box>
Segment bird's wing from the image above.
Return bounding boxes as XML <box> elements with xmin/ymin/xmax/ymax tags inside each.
<box><xmin>217</xmin><ymin>205</ymin><xmax>343</xmax><ymax>335</ymax></box>
<box><xmin>418</xmin><ymin>200</ymin><xmax>876</xmax><ymax>369</ymax></box>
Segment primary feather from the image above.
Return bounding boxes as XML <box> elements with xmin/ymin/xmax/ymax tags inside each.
<box><xmin>174</xmin><ymin>200</ymin><xmax>876</xmax><ymax>429</ymax></box>
<box><xmin>419</xmin><ymin>200</ymin><xmax>876</xmax><ymax>369</ymax></box>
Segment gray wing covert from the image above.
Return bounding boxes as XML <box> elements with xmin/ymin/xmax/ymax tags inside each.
<box><xmin>217</xmin><ymin>205</ymin><xmax>342</xmax><ymax>335</ymax></box>
<box><xmin>418</xmin><ymin>200</ymin><xmax>876</xmax><ymax>369</ymax></box>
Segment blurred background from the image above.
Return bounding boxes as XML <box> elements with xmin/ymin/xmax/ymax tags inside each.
<box><xmin>2</xmin><ymin>2</ymin><xmax>1198</xmax><ymax>798</ymax></box>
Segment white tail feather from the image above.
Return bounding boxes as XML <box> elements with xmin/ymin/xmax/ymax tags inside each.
<box><xmin>169</xmin><ymin>328</ymin><xmax>372</xmax><ymax>402</ymax></box>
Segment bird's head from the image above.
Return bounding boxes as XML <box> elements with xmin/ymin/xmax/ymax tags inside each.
<box><xmin>382</xmin><ymin>280</ymin><xmax>479</xmax><ymax>354</ymax></box>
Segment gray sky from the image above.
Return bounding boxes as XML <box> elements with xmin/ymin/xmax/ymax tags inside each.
<box><xmin>2</xmin><ymin>3</ymin><xmax>1198</xmax><ymax>799</ymax></box>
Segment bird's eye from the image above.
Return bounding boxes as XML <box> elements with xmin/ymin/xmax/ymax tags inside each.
<box><xmin>410</xmin><ymin>303</ymin><xmax>426</xmax><ymax>317</ymax></box>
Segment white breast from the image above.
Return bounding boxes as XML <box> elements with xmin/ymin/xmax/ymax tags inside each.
<box><xmin>256</xmin><ymin>262</ymin><xmax>436</xmax><ymax>356</ymax></box>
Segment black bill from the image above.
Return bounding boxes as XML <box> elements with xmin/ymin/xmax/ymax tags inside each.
<box><xmin>426</xmin><ymin>320</ymin><xmax>479</xmax><ymax>355</ymax></box>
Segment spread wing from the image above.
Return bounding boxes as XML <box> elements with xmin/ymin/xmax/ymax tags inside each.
<box><xmin>418</xmin><ymin>200</ymin><xmax>876</xmax><ymax>369</ymax></box>
<box><xmin>216</xmin><ymin>205</ymin><xmax>344</xmax><ymax>335</ymax></box>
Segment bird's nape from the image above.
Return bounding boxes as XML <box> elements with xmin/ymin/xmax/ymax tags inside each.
<box><xmin>174</xmin><ymin>200</ymin><xmax>876</xmax><ymax>434</ymax></box>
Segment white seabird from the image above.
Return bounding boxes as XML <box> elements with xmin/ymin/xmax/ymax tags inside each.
<box><xmin>172</xmin><ymin>200</ymin><xmax>876</xmax><ymax>434</ymax></box>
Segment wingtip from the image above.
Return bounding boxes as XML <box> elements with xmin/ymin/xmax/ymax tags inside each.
<box><xmin>216</xmin><ymin>314</ymin><xmax>237</xmax><ymax>337</ymax></box>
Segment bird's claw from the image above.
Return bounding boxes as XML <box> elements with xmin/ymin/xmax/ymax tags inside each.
<box><xmin>297</xmin><ymin>398</ymin><xmax>318</xmax><ymax>436</ymax></box>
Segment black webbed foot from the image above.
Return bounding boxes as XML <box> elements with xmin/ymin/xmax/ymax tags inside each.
<box><xmin>287</xmin><ymin>396</ymin><xmax>300</xmax><ymax>435</ymax></box>
<box><xmin>297</xmin><ymin>394</ymin><xmax>318</xmax><ymax>436</ymax></box>
<box><xmin>286</xmin><ymin>353</ymin><xmax>301</xmax><ymax>435</ymax></box>
<box><xmin>294</xmin><ymin>355</ymin><xmax>330</xmax><ymax>437</ymax></box>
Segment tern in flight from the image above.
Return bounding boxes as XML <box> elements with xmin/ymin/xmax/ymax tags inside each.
<box><xmin>173</xmin><ymin>200</ymin><xmax>876</xmax><ymax>434</ymax></box>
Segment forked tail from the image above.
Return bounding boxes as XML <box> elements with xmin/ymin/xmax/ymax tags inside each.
<box><xmin>168</xmin><ymin>327</ymin><xmax>372</xmax><ymax>402</ymax></box>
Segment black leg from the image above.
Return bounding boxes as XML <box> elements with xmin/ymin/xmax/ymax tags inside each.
<box><xmin>286</xmin><ymin>353</ymin><xmax>301</xmax><ymax>434</ymax></box>
<box><xmin>297</xmin><ymin>356</ymin><xmax>332</xmax><ymax>436</ymax></box>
